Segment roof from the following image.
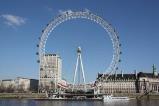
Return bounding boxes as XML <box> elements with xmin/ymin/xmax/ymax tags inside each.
<box><xmin>113</xmin><ymin>74</ymin><xmax>136</xmax><ymax>80</ymax></box>
<box><xmin>97</xmin><ymin>73</ymin><xmax>136</xmax><ymax>80</ymax></box>
<box><xmin>138</xmin><ymin>72</ymin><xmax>159</xmax><ymax>78</ymax></box>
<box><xmin>16</xmin><ymin>77</ymin><xmax>30</xmax><ymax>80</ymax></box>
<box><xmin>96</xmin><ymin>72</ymin><xmax>159</xmax><ymax>81</ymax></box>
<box><xmin>2</xmin><ymin>79</ymin><xmax>13</xmax><ymax>81</ymax></box>
<box><xmin>45</xmin><ymin>54</ymin><xmax>56</xmax><ymax>56</ymax></box>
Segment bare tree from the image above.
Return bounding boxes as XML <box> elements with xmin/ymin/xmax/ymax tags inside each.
<box><xmin>0</xmin><ymin>83</ymin><xmax>5</xmax><ymax>93</ymax></box>
<box><xmin>18</xmin><ymin>82</ymin><xmax>25</xmax><ymax>93</ymax></box>
<box><xmin>6</xmin><ymin>84</ymin><xmax>15</xmax><ymax>93</ymax></box>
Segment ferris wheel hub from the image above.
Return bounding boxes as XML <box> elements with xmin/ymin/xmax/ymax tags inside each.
<box><xmin>77</xmin><ymin>46</ymin><xmax>82</xmax><ymax>53</ymax></box>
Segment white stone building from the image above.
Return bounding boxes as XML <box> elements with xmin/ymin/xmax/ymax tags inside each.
<box><xmin>14</xmin><ymin>77</ymin><xmax>38</xmax><ymax>92</ymax></box>
<box><xmin>95</xmin><ymin>65</ymin><xmax>159</xmax><ymax>94</ymax></box>
<box><xmin>137</xmin><ymin>65</ymin><xmax>159</xmax><ymax>93</ymax></box>
<box><xmin>0</xmin><ymin>77</ymin><xmax>38</xmax><ymax>92</ymax></box>
<box><xmin>1</xmin><ymin>79</ymin><xmax>15</xmax><ymax>88</ymax></box>
<box><xmin>95</xmin><ymin>72</ymin><xmax>137</xmax><ymax>94</ymax></box>
<box><xmin>39</xmin><ymin>54</ymin><xmax>62</xmax><ymax>91</ymax></box>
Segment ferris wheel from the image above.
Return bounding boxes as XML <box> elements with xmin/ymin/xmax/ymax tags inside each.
<box><xmin>37</xmin><ymin>9</ymin><xmax>122</xmax><ymax>80</ymax></box>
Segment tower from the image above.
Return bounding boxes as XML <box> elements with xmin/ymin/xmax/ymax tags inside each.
<box><xmin>121</xmin><ymin>70</ymin><xmax>123</xmax><ymax>77</ymax></box>
<box><xmin>39</xmin><ymin>54</ymin><xmax>62</xmax><ymax>92</ymax></box>
<box><xmin>72</xmin><ymin>47</ymin><xmax>86</xmax><ymax>91</ymax></box>
<box><xmin>152</xmin><ymin>64</ymin><xmax>158</xmax><ymax>77</ymax></box>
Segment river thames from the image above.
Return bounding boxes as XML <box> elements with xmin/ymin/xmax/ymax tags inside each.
<box><xmin>0</xmin><ymin>99</ymin><xmax>159</xmax><ymax>106</ymax></box>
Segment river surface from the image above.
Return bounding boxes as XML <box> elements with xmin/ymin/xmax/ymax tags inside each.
<box><xmin>0</xmin><ymin>99</ymin><xmax>159</xmax><ymax>106</ymax></box>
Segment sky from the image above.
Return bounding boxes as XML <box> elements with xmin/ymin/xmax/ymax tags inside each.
<box><xmin>0</xmin><ymin>0</ymin><xmax>159</xmax><ymax>83</ymax></box>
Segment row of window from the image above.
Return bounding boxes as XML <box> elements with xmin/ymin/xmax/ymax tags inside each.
<box><xmin>101</xmin><ymin>88</ymin><xmax>136</xmax><ymax>90</ymax></box>
<box><xmin>101</xmin><ymin>89</ymin><xmax>136</xmax><ymax>93</ymax></box>
<box><xmin>103</xmin><ymin>84</ymin><xmax>135</xmax><ymax>87</ymax></box>
<box><xmin>103</xmin><ymin>79</ymin><xmax>136</xmax><ymax>82</ymax></box>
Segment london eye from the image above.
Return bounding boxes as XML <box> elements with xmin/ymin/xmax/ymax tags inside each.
<box><xmin>37</xmin><ymin>9</ymin><xmax>122</xmax><ymax>82</ymax></box>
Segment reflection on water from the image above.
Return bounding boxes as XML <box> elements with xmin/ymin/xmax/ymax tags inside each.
<box><xmin>35</xmin><ymin>101</ymin><xmax>103</xmax><ymax>106</ymax></box>
<box><xmin>103</xmin><ymin>100</ymin><xmax>130</xmax><ymax>106</ymax></box>
<box><xmin>0</xmin><ymin>99</ymin><xmax>159</xmax><ymax>106</ymax></box>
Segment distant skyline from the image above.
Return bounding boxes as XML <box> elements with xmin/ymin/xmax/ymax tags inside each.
<box><xmin>0</xmin><ymin>0</ymin><xmax>159</xmax><ymax>82</ymax></box>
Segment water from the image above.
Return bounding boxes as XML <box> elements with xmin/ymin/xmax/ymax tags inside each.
<box><xmin>0</xmin><ymin>99</ymin><xmax>159</xmax><ymax>106</ymax></box>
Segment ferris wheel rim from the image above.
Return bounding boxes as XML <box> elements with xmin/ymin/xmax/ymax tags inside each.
<box><xmin>38</xmin><ymin>10</ymin><xmax>121</xmax><ymax>76</ymax></box>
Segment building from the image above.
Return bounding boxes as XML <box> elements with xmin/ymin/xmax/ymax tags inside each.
<box><xmin>14</xmin><ymin>77</ymin><xmax>38</xmax><ymax>92</ymax></box>
<box><xmin>0</xmin><ymin>77</ymin><xmax>38</xmax><ymax>93</ymax></box>
<box><xmin>39</xmin><ymin>54</ymin><xmax>62</xmax><ymax>92</ymax></box>
<box><xmin>95</xmin><ymin>65</ymin><xmax>159</xmax><ymax>94</ymax></box>
<box><xmin>1</xmin><ymin>79</ymin><xmax>15</xmax><ymax>88</ymax></box>
<box><xmin>0</xmin><ymin>79</ymin><xmax>15</xmax><ymax>93</ymax></box>
<box><xmin>95</xmin><ymin>71</ymin><xmax>137</xmax><ymax>94</ymax></box>
<box><xmin>137</xmin><ymin>64</ymin><xmax>159</xmax><ymax>93</ymax></box>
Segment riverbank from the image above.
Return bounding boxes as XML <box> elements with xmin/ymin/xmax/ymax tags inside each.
<box><xmin>113</xmin><ymin>93</ymin><xmax>159</xmax><ymax>100</ymax></box>
<box><xmin>0</xmin><ymin>93</ymin><xmax>159</xmax><ymax>100</ymax></box>
<box><xmin>0</xmin><ymin>93</ymin><xmax>46</xmax><ymax>99</ymax></box>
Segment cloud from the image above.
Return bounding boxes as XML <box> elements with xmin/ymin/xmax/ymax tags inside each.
<box><xmin>45</xmin><ymin>6</ymin><xmax>53</xmax><ymax>12</ymax></box>
<box><xmin>1</xmin><ymin>14</ymin><xmax>26</xmax><ymax>27</ymax></box>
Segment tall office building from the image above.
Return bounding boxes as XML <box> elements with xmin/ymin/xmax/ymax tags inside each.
<box><xmin>39</xmin><ymin>54</ymin><xmax>62</xmax><ymax>92</ymax></box>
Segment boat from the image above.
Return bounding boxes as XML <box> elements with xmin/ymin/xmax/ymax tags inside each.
<box><xmin>103</xmin><ymin>95</ymin><xmax>130</xmax><ymax>102</ymax></box>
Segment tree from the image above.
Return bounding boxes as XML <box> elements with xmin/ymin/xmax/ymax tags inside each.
<box><xmin>18</xmin><ymin>82</ymin><xmax>25</xmax><ymax>93</ymax></box>
<box><xmin>6</xmin><ymin>84</ymin><xmax>15</xmax><ymax>93</ymax></box>
<box><xmin>0</xmin><ymin>84</ymin><xmax>5</xmax><ymax>93</ymax></box>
